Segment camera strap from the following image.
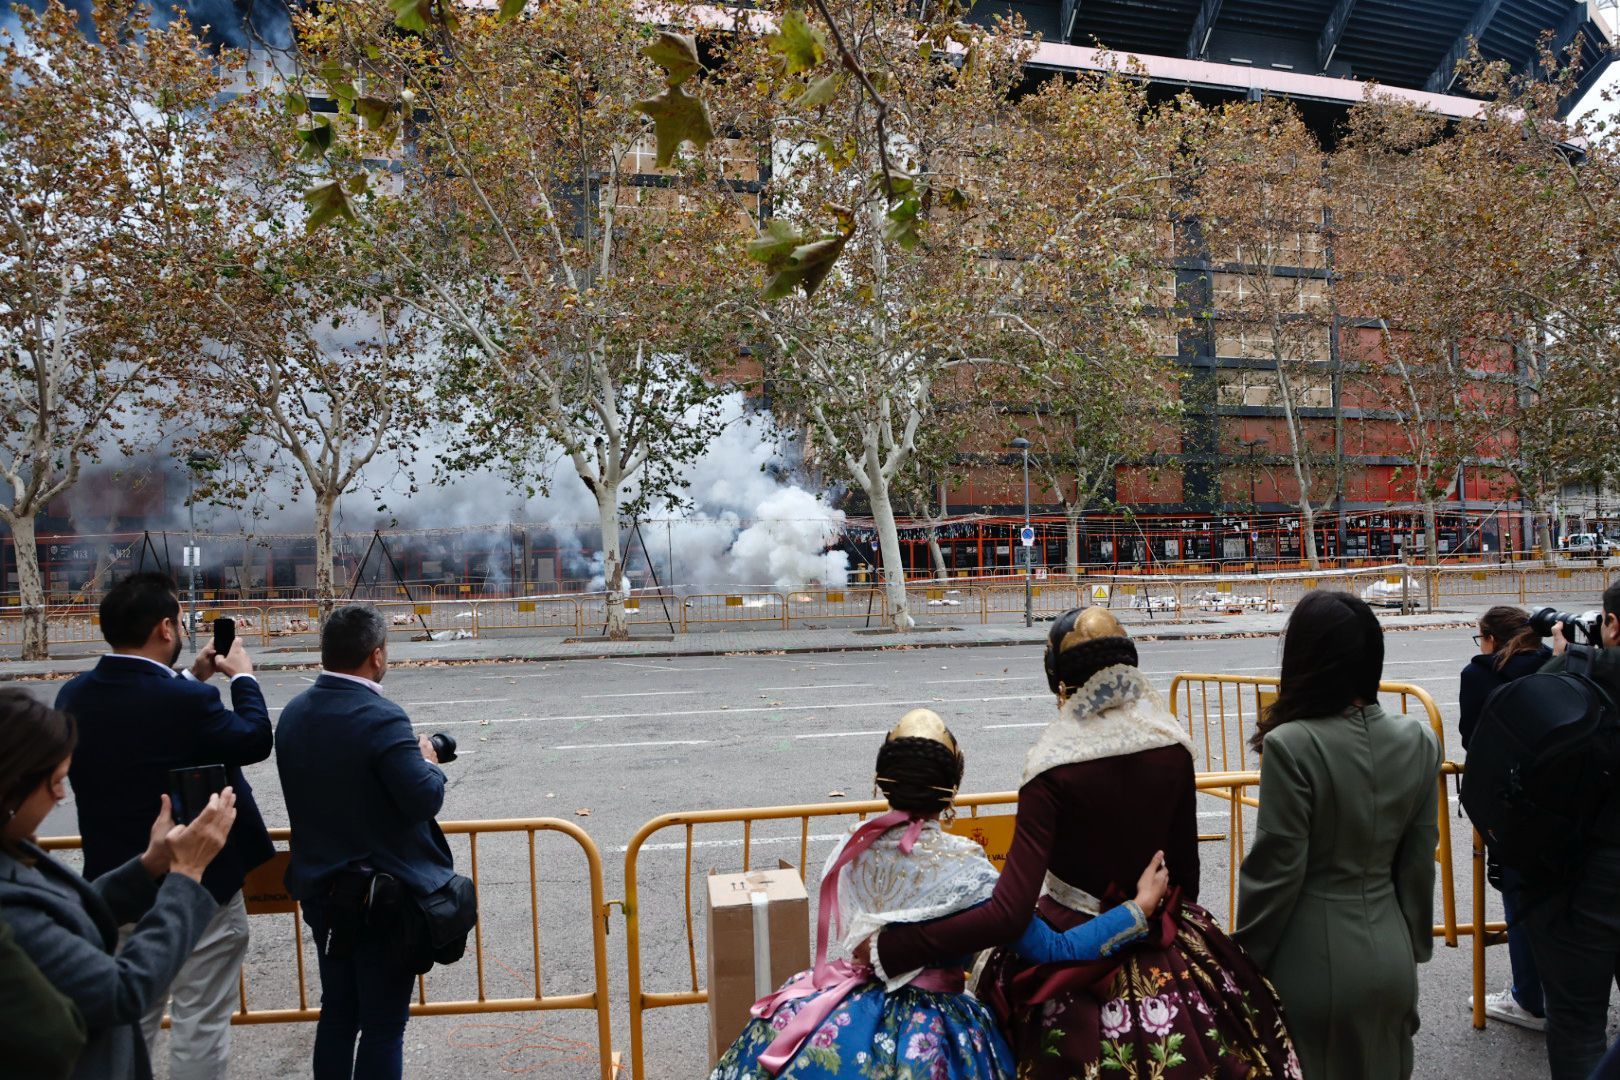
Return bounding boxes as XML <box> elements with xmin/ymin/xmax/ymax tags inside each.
<box><xmin>1566</xmin><ymin>644</ymin><xmax>1598</xmax><ymax>679</ymax></box>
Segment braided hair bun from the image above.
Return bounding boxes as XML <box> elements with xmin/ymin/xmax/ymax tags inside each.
<box><xmin>1044</xmin><ymin>607</ymin><xmax>1139</xmax><ymax>696</ymax></box>
<box><xmin>875</xmin><ymin>736</ymin><xmax>965</xmax><ymax>815</ymax></box>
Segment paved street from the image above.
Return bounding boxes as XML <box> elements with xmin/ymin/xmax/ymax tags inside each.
<box><xmin>16</xmin><ymin>625</ymin><xmax>1596</xmax><ymax>1078</ymax></box>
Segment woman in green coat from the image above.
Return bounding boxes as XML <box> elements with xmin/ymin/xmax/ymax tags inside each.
<box><xmin>1234</xmin><ymin>590</ymin><xmax>1440</xmax><ymax>1079</ymax></box>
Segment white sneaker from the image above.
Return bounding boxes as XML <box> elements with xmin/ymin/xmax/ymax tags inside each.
<box><xmin>1469</xmin><ymin>988</ymin><xmax>1546</xmax><ymax>1032</ymax></box>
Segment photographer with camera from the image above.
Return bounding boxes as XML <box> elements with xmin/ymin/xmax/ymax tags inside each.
<box><xmin>1458</xmin><ymin>606</ymin><xmax>1551</xmax><ymax>1031</ymax></box>
<box><xmin>1464</xmin><ymin>584</ymin><xmax>1620</xmax><ymax>1078</ymax></box>
<box><xmin>275</xmin><ymin>605</ymin><xmax>472</xmax><ymax>1080</ymax></box>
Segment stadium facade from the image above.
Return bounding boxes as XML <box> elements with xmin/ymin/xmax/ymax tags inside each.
<box><xmin>4</xmin><ymin>1</ymin><xmax>1617</xmax><ymax>598</ymax></box>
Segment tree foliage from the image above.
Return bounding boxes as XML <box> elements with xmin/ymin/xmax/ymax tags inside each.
<box><xmin>0</xmin><ymin>0</ymin><xmax>232</xmax><ymax>657</ymax></box>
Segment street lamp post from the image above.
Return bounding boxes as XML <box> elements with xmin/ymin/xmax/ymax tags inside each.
<box><xmin>1239</xmin><ymin>438</ymin><xmax>1268</xmax><ymax>571</ymax></box>
<box><xmin>1011</xmin><ymin>437</ymin><xmax>1032</xmax><ymax>628</ymax></box>
<box><xmin>183</xmin><ymin>451</ymin><xmax>216</xmax><ymax>650</ymax></box>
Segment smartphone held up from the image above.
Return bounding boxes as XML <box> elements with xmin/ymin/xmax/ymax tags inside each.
<box><xmin>168</xmin><ymin>764</ymin><xmax>228</xmax><ymax>825</ymax></box>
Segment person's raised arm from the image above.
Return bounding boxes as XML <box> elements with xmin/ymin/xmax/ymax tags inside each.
<box><xmin>1233</xmin><ymin>734</ymin><xmax>1313</xmax><ymax>972</ymax></box>
<box><xmin>8</xmin><ymin>793</ymin><xmax>233</xmax><ymax>1031</ymax></box>
<box><xmin>873</xmin><ymin>775</ymin><xmax>1060</xmax><ymax>980</ymax></box>
<box><xmin>374</xmin><ymin>713</ymin><xmax>446</xmax><ymax>822</ymax></box>
<box><xmin>189</xmin><ymin>644</ymin><xmax>272</xmax><ymax>766</ymax></box>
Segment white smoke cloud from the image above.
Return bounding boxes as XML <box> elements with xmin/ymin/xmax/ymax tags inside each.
<box><xmin>728</xmin><ymin>487</ymin><xmax>849</xmax><ymax>588</ymax></box>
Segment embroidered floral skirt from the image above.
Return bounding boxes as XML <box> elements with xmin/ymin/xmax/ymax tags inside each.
<box><xmin>710</xmin><ymin>979</ymin><xmax>1016</xmax><ymax>1080</ymax></box>
<box><xmin>978</xmin><ymin>900</ymin><xmax>1300</xmax><ymax>1080</ymax></box>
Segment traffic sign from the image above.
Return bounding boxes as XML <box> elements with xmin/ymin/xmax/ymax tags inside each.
<box><xmin>1091</xmin><ymin>584</ymin><xmax>1111</xmax><ymax>602</ymax></box>
<box><xmin>1020</xmin><ymin>526</ymin><xmax>1036</xmax><ymax>547</ymax></box>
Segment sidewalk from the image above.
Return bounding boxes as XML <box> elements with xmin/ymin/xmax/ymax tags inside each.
<box><xmin>0</xmin><ymin>607</ymin><xmax>1479</xmax><ymax>680</ymax></box>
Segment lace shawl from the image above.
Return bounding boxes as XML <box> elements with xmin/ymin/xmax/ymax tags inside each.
<box><xmin>821</xmin><ymin>819</ymin><xmax>999</xmax><ymax>989</ymax></box>
<box><xmin>1022</xmin><ymin>664</ymin><xmax>1194</xmax><ymax>786</ymax></box>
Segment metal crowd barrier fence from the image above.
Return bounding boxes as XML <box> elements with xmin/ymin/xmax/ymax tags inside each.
<box><xmin>473</xmin><ymin>595</ymin><xmax>584</xmax><ymax>636</ymax></box>
<box><xmin>40</xmin><ymin>818</ymin><xmax>616</xmax><ymax>1079</ymax></box>
<box><xmin>618</xmin><ymin>773</ymin><xmax>1260</xmax><ymax>1080</ymax></box>
<box><xmin>679</xmin><ymin>591</ymin><xmax>787</xmax><ymax>629</ymax></box>
<box><xmin>785</xmin><ymin>587</ymin><xmax>888</xmax><ymax>626</ymax></box>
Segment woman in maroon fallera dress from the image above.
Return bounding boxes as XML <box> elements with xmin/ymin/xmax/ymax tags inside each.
<box><xmin>872</xmin><ymin>607</ymin><xmax>1298</xmax><ymax>1078</ymax></box>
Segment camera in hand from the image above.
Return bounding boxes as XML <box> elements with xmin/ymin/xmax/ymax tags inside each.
<box><xmin>429</xmin><ymin>732</ymin><xmax>457</xmax><ymax>763</ymax></box>
<box><xmin>1529</xmin><ymin>606</ymin><xmax>1603</xmax><ymax>646</ymax></box>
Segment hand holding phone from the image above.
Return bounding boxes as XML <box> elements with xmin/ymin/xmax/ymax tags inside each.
<box><xmin>212</xmin><ymin>618</ymin><xmax>236</xmax><ymax>661</ymax></box>
<box><xmin>168</xmin><ymin>764</ymin><xmax>229</xmax><ymax>826</ymax></box>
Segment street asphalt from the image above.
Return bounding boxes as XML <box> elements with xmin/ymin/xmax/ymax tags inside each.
<box><xmin>12</xmin><ymin>622</ymin><xmax>1599</xmax><ymax>1079</ymax></box>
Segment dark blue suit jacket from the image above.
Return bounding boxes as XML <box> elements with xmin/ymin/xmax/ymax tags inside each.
<box><xmin>275</xmin><ymin>675</ymin><xmax>454</xmax><ymax>900</ymax></box>
<box><xmin>57</xmin><ymin>656</ymin><xmax>276</xmax><ymax>905</ymax></box>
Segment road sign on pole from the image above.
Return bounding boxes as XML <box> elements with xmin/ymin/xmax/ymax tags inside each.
<box><xmin>1020</xmin><ymin>526</ymin><xmax>1035</xmax><ymax>547</ymax></box>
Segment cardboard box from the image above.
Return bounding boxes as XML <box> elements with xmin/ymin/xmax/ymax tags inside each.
<box><xmin>706</xmin><ymin>861</ymin><xmax>810</xmax><ymax>1066</ymax></box>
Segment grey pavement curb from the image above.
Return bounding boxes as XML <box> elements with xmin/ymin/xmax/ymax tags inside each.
<box><xmin>0</xmin><ymin>611</ymin><xmax>1478</xmax><ymax>680</ymax></box>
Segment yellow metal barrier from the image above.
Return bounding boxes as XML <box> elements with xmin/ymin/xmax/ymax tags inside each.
<box><xmin>372</xmin><ymin>600</ymin><xmax>480</xmax><ymax>640</ymax></box>
<box><xmin>39</xmin><ymin>818</ymin><xmax>616</xmax><ymax>1078</ymax></box>
<box><xmin>905</xmin><ymin>584</ymin><xmax>985</xmax><ymax>624</ymax></box>
<box><xmin>619</xmin><ymin>773</ymin><xmax>1258</xmax><ymax>1080</ymax></box>
<box><xmin>678</xmin><ymin>591</ymin><xmax>786</xmax><ymax>629</ymax></box>
<box><xmin>785</xmin><ymin>588</ymin><xmax>889</xmax><ymax>626</ymax></box>
<box><xmin>472</xmin><ymin>596</ymin><xmax>583</xmax><ymax>636</ymax></box>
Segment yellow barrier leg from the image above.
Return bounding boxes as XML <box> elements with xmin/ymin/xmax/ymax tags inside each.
<box><xmin>1473</xmin><ymin>830</ymin><xmax>1487</xmax><ymax>1031</ymax></box>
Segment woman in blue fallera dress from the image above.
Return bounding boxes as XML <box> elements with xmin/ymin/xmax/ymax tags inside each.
<box><xmin>711</xmin><ymin>708</ymin><xmax>1169</xmax><ymax>1080</ymax></box>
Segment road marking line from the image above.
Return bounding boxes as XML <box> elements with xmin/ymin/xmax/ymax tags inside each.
<box><xmin>795</xmin><ymin>730</ymin><xmax>887</xmax><ymax>740</ymax></box>
<box><xmin>401</xmin><ymin>698</ymin><xmax>510</xmax><ymax>707</ymax></box>
<box><xmin>758</xmin><ymin>683</ymin><xmax>877</xmax><ymax>691</ymax></box>
<box><xmin>605</xmin><ymin>661</ymin><xmax>729</xmax><ymax>671</ymax></box>
<box><xmin>552</xmin><ymin>739</ymin><xmax>711</xmax><ymax>750</ymax></box>
<box><xmin>982</xmin><ymin>722</ymin><xmax>1046</xmax><ymax>730</ymax></box>
<box><xmin>411</xmin><ymin>693</ymin><xmax>1042</xmax><ymax>728</ymax></box>
<box><xmin>581</xmin><ymin>690</ymin><xmax>704</xmax><ymax>699</ymax></box>
<box><xmin>479</xmin><ymin>673</ymin><xmax>553</xmax><ymax>679</ymax></box>
<box><xmin>742</xmin><ymin>657</ymin><xmax>889</xmax><ymax>667</ymax></box>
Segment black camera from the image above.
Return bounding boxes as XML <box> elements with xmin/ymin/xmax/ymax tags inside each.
<box><xmin>1529</xmin><ymin>606</ymin><xmax>1603</xmax><ymax>646</ymax></box>
<box><xmin>429</xmin><ymin>732</ymin><xmax>458</xmax><ymax>763</ymax></box>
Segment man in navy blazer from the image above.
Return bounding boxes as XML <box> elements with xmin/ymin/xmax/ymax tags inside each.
<box><xmin>276</xmin><ymin>603</ymin><xmax>453</xmax><ymax>1080</ymax></box>
<box><xmin>56</xmin><ymin>572</ymin><xmax>273</xmax><ymax>1080</ymax></box>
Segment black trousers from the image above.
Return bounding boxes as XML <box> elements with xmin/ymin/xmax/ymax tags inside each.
<box><xmin>1525</xmin><ymin>845</ymin><xmax>1620</xmax><ymax>1080</ymax></box>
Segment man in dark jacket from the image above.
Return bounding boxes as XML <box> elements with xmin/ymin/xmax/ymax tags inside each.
<box><xmin>56</xmin><ymin>572</ymin><xmax>273</xmax><ymax>1080</ymax></box>
<box><xmin>1526</xmin><ymin>581</ymin><xmax>1620</xmax><ymax>1078</ymax></box>
<box><xmin>276</xmin><ymin>604</ymin><xmax>453</xmax><ymax>1080</ymax></box>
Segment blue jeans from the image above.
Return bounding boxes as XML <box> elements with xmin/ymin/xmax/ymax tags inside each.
<box><xmin>303</xmin><ymin>896</ymin><xmax>416</xmax><ymax>1080</ymax></box>
<box><xmin>1499</xmin><ymin>867</ymin><xmax>1545</xmax><ymax>1016</ymax></box>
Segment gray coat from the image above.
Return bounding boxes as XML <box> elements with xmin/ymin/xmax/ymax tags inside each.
<box><xmin>0</xmin><ymin>842</ymin><xmax>217</xmax><ymax>1080</ymax></box>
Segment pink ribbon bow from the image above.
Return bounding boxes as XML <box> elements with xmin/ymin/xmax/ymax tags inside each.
<box><xmin>748</xmin><ymin>809</ymin><xmax>937</xmax><ymax>1075</ymax></box>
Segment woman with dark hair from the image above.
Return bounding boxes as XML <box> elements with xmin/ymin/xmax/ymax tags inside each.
<box><xmin>870</xmin><ymin>609</ymin><xmax>1297</xmax><ymax>1079</ymax></box>
<box><xmin>1234</xmin><ymin>590</ymin><xmax>1441</xmax><ymax>1079</ymax></box>
<box><xmin>711</xmin><ymin>708</ymin><xmax>1170</xmax><ymax>1080</ymax></box>
<box><xmin>0</xmin><ymin>688</ymin><xmax>237</xmax><ymax>1080</ymax></box>
<box><xmin>1458</xmin><ymin>605</ymin><xmax>1549</xmax><ymax>1031</ymax></box>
